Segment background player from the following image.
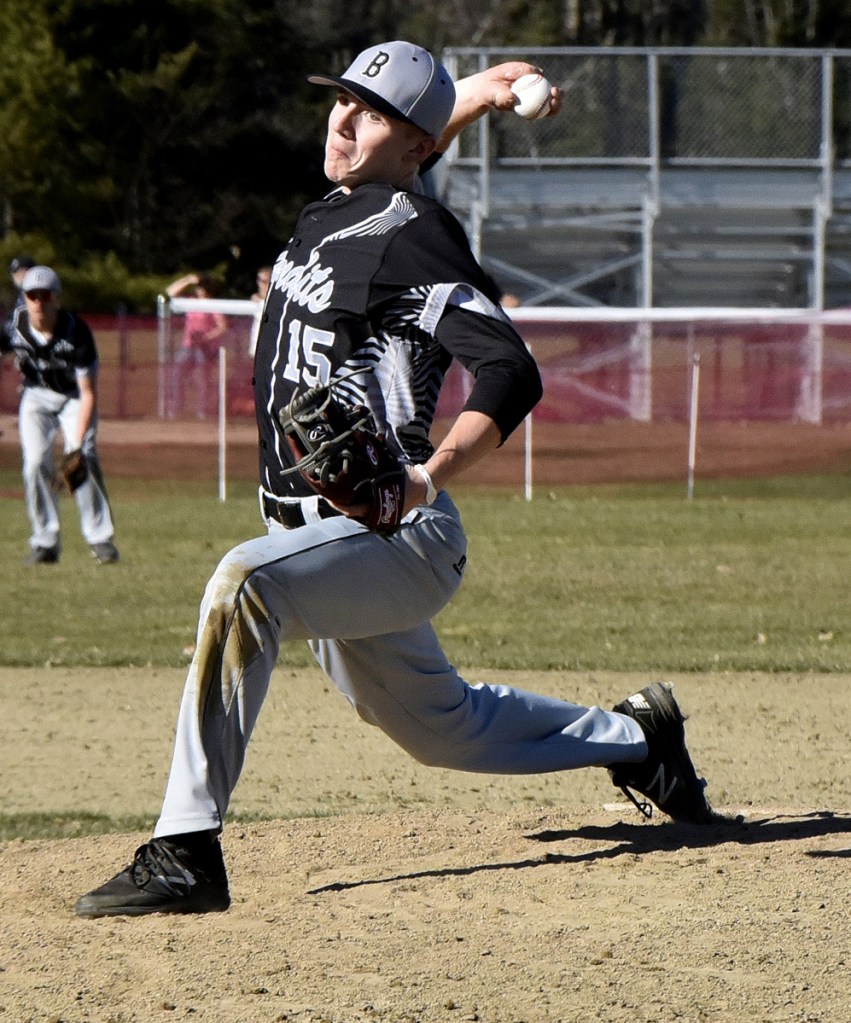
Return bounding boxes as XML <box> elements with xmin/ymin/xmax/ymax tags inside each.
<box><xmin>1</xmin><ymin>265</ymin><xmax>119</xmax><ymax>564</ymax></box>
<box><xmin>76</xmin><ymin>43</ymin><xmax>713</xmax><ymax>918</ymax></box>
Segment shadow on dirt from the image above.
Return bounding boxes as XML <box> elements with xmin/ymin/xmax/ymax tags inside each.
<box><xmin>529</xmin><ymin>809</ymin><xmax>850</xmax><ymax>854</ymax></box>
<box><xmin>307</xmin><ymin>810</ymin><xmax>850</xmax><ymax>895</ymax></box>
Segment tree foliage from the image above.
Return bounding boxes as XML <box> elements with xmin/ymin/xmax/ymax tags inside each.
<box><xmin>2</xmin><ymin>0</ymin><xmax>851</xmax><ymax>310</ymax></box>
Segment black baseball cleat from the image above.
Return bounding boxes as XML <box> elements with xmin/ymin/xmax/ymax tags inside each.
<box><xmin>608</xmin><ymin>681</ymin><xmax>716</xmax><ymax>824</ymax></box>
<box><xmin>90</xmin><ymin>541</ymin><xmax>120</xmax><ymax>564</ymax></box>
<box><xmin>25</xmin><ymin>545</ymin><xmax>59</xmax><ymax>564</ymax></box>
<box><xmin>75</xmin><ymin>836</ymin><xmax>230</xmax><ymax>918</ymax></box>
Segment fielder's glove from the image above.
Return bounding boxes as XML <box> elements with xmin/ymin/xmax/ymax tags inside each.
<box><xmin>60</xmin><ymin>449</ymin><xmax>89</xmax><ymax>492</ymax></box>
<box><xmin>278</xmin><ymin>381</ymin><xmax>406</xmax><ymax>534</ymax></box>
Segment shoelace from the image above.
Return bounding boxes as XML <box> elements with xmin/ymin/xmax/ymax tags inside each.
<box><xmin>132</xmin><ymin>841</ymin><xmax>198</xmax><ymax>895</ymax></box>
<box><xmin>619</xmin><ymin>785</ymin><xmax>654</xmax><ymax>819</ymax></box>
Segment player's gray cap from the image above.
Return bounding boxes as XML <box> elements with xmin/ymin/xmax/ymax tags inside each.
<box><xmin>22</xmin><ymin>265</ymin><xmax>61</xmax><ymax>294</ymax></box>
<box><xmin>308</xmin><ymin>41</ymin><xmax>455</xmax><ymax>139</ymax></box>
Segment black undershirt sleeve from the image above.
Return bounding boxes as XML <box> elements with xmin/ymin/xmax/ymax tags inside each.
<box><xmin>434</xmin><ymin>305</ymin><xmax>543</xmax><ymax>442</ymax></box>
<box><xmin>372</xmin><ymin>197</ymin><xmax>542</xmax><ymax>442</ymax></box>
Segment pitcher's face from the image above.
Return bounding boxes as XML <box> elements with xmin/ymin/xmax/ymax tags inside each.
<box><xmin>323</xmin><ymin>91</ymin><xmax>433</xmax><ymax>190</ymax></box>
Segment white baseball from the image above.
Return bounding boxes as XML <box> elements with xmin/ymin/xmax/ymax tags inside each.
<box><xmin>510</xmin><ymin>73</ymin><xmax>553</xmax><ymax>120</ymax></box>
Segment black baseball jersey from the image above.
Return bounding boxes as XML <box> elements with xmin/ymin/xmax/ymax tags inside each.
<box><xmin>254</xmin><ymin>182</ymin><xmax>542</xmax><ymax>498</ymax></box>
<box><xmin>2</xmin><ymin>306</ymin><xmax>98</xmax><ymax>396</ymax></box>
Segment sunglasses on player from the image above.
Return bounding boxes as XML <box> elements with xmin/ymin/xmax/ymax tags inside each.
<box><xmin>25</xmin><ymin>290</ymin><xmax>54</xmax><ymax>302</ymax></box>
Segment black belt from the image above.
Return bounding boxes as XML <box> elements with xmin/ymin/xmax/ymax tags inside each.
<box><xmin>262</xmin><ymin>493</ymin><xmax>341</xmax><ymax>529</ymax></box>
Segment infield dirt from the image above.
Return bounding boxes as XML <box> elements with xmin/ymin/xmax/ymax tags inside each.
<box><xmin>1</xmin><ymin>665</ymin><xmax>850</xmax><ymax>1023</ymax></box>
<box><xmin>1</xmin><ymin>414</ymin><xmax>850</xmax><ymax>1020</ymax></box>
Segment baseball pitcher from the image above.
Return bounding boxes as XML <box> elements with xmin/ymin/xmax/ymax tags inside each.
<box><xmin>77</xmin><ymin>43</ymin><xmax>717</xmax><ymax>919</ymax></box>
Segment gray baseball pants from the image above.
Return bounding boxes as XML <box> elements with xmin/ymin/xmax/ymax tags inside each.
<box><xmin>154</xmin><ymin>491</ymin><xmax>646</xmax><ymax>837</ymax></box>
<box><xmin>19</xmin><ymin>386</ymin><xmax>115</xmax><ymax>551</ymax></box>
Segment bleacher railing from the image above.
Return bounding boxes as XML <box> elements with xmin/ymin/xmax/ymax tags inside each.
<box><xmin>438</xmin><ymin>47</ymin><xmax>851</xmax><ymax>309</ymax></box>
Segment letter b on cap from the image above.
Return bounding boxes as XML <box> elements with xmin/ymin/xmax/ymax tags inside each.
<box><xmin>364</xmin><ymin>51</ymin><xmax>390</xmax><ymax>78</ymax></box>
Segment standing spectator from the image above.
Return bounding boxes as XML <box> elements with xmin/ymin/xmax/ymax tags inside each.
<box><xmin>166</xmin><ymin>273</ymin><xmax>228</xmax><ymax>418</ymax></box>
<box><xmin>2</xmin><ymin>258</ymin><xmax>36</xmax><ymax>401</ymax></box>
<box><xmin>8</xmin><ymin>256</ymin><xmax>36</xmax><ymax>311</ymax></box>
<box><xmin>3</xmin><ymin>256</ymin><xmax>36</xmax><ymax>339</ymax></box>
<box><xmin>251</xmin><ymin>266</ymin><xmax>271</xmax><ymax>303</ymax></box>
<box><xmin>248</xmin><ymin>265</ymin><xmax>271</xmax><ymax>356</ymax></box>
<box><xmin>1</xmin><ymin>265</ymin><xmax>119</xmax><ymax>564</ymax></box>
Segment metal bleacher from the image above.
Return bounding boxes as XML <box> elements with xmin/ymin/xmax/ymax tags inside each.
<box><xmin>438</xmin><ymin>47</ymin><xmax>851</xmax><ymax>310</ymax></box>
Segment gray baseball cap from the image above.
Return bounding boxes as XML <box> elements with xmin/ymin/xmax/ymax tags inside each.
<box><xmin>308</xmin><ymin>41</ymin><xmax>455</xmax><ymax>139</ymax></box>
<box><xmin>22</xmin><ymin>265</ymin><xmax>62</xmax><ymax>294</ymax></box>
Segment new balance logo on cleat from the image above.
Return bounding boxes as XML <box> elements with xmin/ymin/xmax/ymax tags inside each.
<box><xmin>645</xmin><ymin>762</ymin><xmax>678</xmax><ymax>807</ymax></box>
<box><xmin>157</xmin><ymin>868</ymin><xmax>197</xmax><ymax>894</ymax></box>
<box><xmin>608</xmin><ymin>681</ymin><xmax>716</xmax><ymax>824</ymax></box>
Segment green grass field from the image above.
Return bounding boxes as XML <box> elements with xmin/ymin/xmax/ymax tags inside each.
<box><xmin>2</xmin><ymin>468</ymin><xmax>849</xmax><ymax>840</ymax></box>
<box><xmin>2</xmin><ymin>469</ymin><xmax>849</xmax><ymax>673</ymax></box>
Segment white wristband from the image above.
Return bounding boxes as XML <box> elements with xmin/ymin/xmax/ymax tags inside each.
<box><xmin>413</xmin><ymin>464</ymin><xmax>438</xmax><ymax>505</ymax></box>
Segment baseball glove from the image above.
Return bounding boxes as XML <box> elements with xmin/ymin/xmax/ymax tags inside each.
<box><xmin>278</xmin><ymin>381</ymin><xmax>406</xmax><ymax>534</ymax></box>
<box><xmin>60</xmin><ymin>449</ymin><xmax>89</xmax><ymax>492</ymax></box>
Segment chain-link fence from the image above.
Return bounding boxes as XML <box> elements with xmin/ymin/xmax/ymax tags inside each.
<box><xmin>442</xmin><ymin>47</ymin><xmax>851</xmax><ymax>308</ymax></box>
<box><xmin>446</xmin><ymin>47</ymin><xmax>841</xmax><ymax>164</ymax></box>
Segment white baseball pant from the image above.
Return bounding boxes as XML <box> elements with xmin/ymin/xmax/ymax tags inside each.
<box><xmin>154</xmin><ymin>492</ymin><xmax>646</xmax><ymax>837</ymax></box>
<box><xmin>18</xmin><ymin>386</ymin><xmax>115</xmax><ymax>550</ymax></box>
